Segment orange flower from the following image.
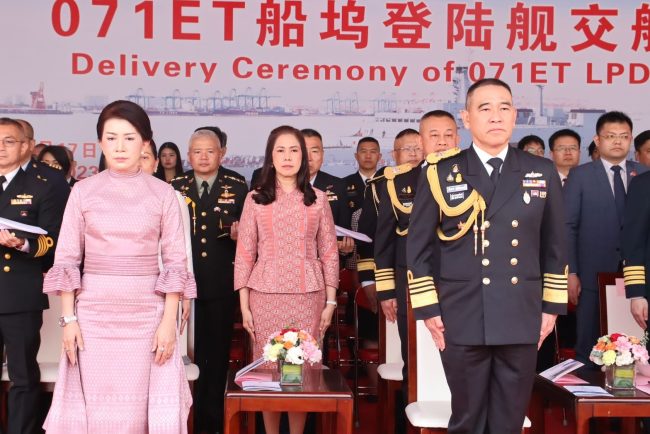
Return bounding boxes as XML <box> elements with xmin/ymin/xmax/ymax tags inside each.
<box><xmin>595</xmin><ymin>342</ymin><xmax>607</xmax><ymax>351</ymax></box>
<box><xmin>283</xmin><ymin>341</ymin><xmax>294</xmax><ymax>349</ymax></box>
<box><xmin>605</xmin><ymin>342</ymin><xmax>616</xmax><ymax>351</ymax></box>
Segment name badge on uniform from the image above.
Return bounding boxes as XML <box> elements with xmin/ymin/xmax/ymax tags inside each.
<box><xmin>449</xmin><ymin>192</ymin><xmax>465</xmax><ymax>201</ymax></box>
<box><xmin>446</xmin><ymin>184</ymin><xmax>468</xmax><ymax>193</ymax></box>
<box><xmin>11</xmin><ymin>199</ymin><xmax>31</xmax><ymax>205</ymax></box>
<box><xmin>326</xmin><ymin>191</ymin><xmax>338</xmax><ymax>201</ymax></box>
<box><xmin>218</xmin><ymin>198</ymin><xmax>236</xmax><ymax>204</ymax></box>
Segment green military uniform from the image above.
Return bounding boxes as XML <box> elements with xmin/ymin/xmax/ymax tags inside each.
<box><xmin>171</xmin><ymin>167</ymin><xmax>247</xmax><ymax>433</ymax></box>
<box><xmin>407</xmin><ymin>145</ymin><xmax>567</xmax><ymax>434</ymax></box>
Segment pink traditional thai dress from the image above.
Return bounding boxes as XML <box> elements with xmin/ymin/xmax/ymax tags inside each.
<box><xmin>234</xmin><ymin>187</ymin><xmax>339</xmax><ymax>360</ymax></box>
<box><xmin>42</xmin><ymin>169</ymin><xmax>197</xmax><ymax>434</ymax></box>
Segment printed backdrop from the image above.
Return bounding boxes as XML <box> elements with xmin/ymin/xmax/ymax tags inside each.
<box><xmin>2</xmin><ymin>1</ymin><xmax>650</xmax><ymax>179</ymax></box>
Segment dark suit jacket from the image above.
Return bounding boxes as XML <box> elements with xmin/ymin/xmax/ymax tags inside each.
<box><xmin>343</xmin><ymin>172</ymin><xmax>367</xmax><ymax>213</ymax></box>
<box><xmin>407</xmin><ymin>147</ymin><xmax>567</xmax><ymax>345</ymax></box>
<box><xmin>622</xmin><ymin>171</ymin><xmax>650</xmax><ymax>300</ymax></box>
<box><xmin>0</xmin><ymin>169</ymin><xmax>67</xmax><ymax>313</ymax></box>
<box><xmin>250</xmin><ymin>167</ymin><xmax>262</xmax><ymax>191</ymax></box>
<box><xmin>564</xmin><ymin>159</ymin><xmax>647</xmax><ymax>291</ymax></box>
<box><xmin>172</xmin><ymin>167</ymin><xmax>247</xmax><ymax>299</ymax></box>
<box><xmin>313</xmin><ymin>170</ymin><xmax>350</xmax><ymax>229</ymax></box>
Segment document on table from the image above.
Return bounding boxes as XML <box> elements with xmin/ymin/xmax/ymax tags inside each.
<box><xmin>539</xmin><ymin>358</ymin><xmax>584</xmax><ymax>382</ymax></box>
<box><xmin>242</xmin><ymin>381</ymin><xmax>282</xmax><ymax>392</ymax></box>
<box><xmin>564</xmin><ymin>386</ymin><xmax>613</xmax><ymax>397</ymax></box>
<box><xmin>335</xmin><ymin>225</ymin><xmax>372</xmax><ymax>242</ymax></box>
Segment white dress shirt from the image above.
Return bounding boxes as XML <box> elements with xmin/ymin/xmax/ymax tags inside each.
<box><xmin>600</xmin><ymin>158</ymin><xmax>628</xmax><ymax>194</ymax></box>
<box><xmin>472</xmin><ymin>143</ymin><xmax>510</xmax><ymax>176</ymax></box>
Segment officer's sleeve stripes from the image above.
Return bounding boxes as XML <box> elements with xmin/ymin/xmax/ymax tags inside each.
<box><xmin>375</xmin><ymin>268</ymin><xmax>395</xmax><ymax>292</ymax></box>
<box><xmin>357</xmin><ymin>258</ymin><xmax>375</xmax><ymax>272</ymax></box>
<box><xmin>542</xmin><ymin>273</ymin><xmax>568</xmax><ymax>303</ymax></box>
<box><xmin>624</xmin><ymin>265</ymin><xmax>646</xmax><ymax>286</ymax></box>
<box><xmin>34</xmin><ymin>235</ymin><xmax>54</xmax><ymax>258</ymax></box>
<box><xmin>408</xmin><ymin>271</ymin><xmax>439</xmax><ymax>310</ymax></box>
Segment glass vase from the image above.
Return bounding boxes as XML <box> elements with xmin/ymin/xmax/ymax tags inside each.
<box><xmin>605</xmin><ymin>364</ymin><xmax>636</xmax><ymax>390</ymax></box>
<box><xmin>279</xmin><ymin>360</ymin><xmax>303</xmax><ymax>386</ymax></box>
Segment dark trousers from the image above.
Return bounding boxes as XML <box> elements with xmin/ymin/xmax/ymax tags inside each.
<box><xmin>575</xmin><ymin>289</ymin><xmax>600</xmax><ymax>365</ymax></box>
<box><xmin>193</xmin><ymin>296</ymin><xmax>236</xmax><ymax>434</ymax></box>
<box><xmin>0</xmin><ymin>311</ymin><xmax>43</xmax><ymax>434</ymax></box>
<box><xmin>440</xmin><ymin>343</ymin><xmax>537</xmax><ymax>434</ymax></box>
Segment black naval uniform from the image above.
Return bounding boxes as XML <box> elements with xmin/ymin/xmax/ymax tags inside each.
<box><xmin>356</xmin><ymin>167</ymin><xmax>386</xmax><ymax>281</ymax></box>
<box><xmin>623</xmin><ymin>170</ymin><xmax>650</xmax><ymax>322</ymax></box>
<box><xmin>0</xmin><ymin>168</ymin><xmax>67</xmax><ymax>434</ymax></box>
<box><xmin>343</xmin><ymin>171</ymin><xmax>367</xmax><ymax>213</ymax></box>
<box><xmin>407</xmin><ymin>146</ymin><xmax>567</xmax><ymax>434</ymax></box>
<box><xmin>171</xmin><ymin>167</ymin><xmax>247</xmax><ymax>434</ymax></box>
<box><xmin>312</xmin><ymin>170</ymin><xmax>350</xmax><ymax>229</ymax></box>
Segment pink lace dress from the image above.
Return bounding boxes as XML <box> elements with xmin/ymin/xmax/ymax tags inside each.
<box><xmin>42</xmin><ymin>169</ymin><xmax>197</xmax><ymax>434</ymax></box>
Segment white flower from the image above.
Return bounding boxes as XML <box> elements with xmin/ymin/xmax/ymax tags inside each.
<box><xmin>263</xmin><ymin>343</ymin><xmax>283</xmax><ymax>362</ymax></box>
<box><xmin>616</xmin><ymin>352</ymin><xmax>634</xmax><ymax>366</ymax></box>
<box><xmin>285</xmin><ymin>346</ymin><xmax>305</xmax><ymax>365</ymax></box>
<box><xmin>283</xmin><ymin>331</ymin><xmax>299</xmax><ymax>345</ymax></box>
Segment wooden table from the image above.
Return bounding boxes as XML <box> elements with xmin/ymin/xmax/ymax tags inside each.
<box><xmin>529</xmin><ymin>368</ymin><xmax>650</xmax><ymax>434</ymax></box>
<box><xmin>224</xmin><ymin>368</ymin><xmax>353</xmax><ymax>434</ymax></box>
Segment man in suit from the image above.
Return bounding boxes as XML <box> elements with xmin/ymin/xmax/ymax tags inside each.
<box><xmin>0</xmin><ymin>117</ymin><xmax>67</xmax><ymax>434</ymax></box>
<box><xmin>343</xmin><ymin>136</ymin><xmax>382</xmax><ymax>213</ymax></box>
<box><xmin>171</xmin><ymin>128</ymin><xmax>247</xmax><ymax>434</ymax></box>
<box><xmin>565</xmin><ymin>111</ymin><xmax>647</xmax><ymax>365</ymax></box>
<box><xmin>549</xmin><ymin>129</ymin><xmax>581</xmax><ymax>186</ymax></box>
<box><xmin>407</xmin><ymin>79</ymin><xmax>567</xmax><ymax>434</ymax></box>
<box><xmin>634</xmin><ymin>130</ymin><xmax>650</xmax><ymax>167</ymax></box>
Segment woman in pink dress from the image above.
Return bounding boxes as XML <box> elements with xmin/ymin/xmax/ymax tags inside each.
<box><xmin>234</xmin><ymin>125</ymin><xmax>339</xmax><ymax>434</ymax></box>
<box><xmin>42</xmin><ymin>100</ymin><xmax>197</xmax><ymax>433</ymax></box>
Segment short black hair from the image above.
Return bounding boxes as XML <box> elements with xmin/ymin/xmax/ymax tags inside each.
<box><xmin>420</xmin><ymin>110</ymin><xmax>456</xmax><ymax>124</ymax></box>
<box><xmin>300</xmin><ymin>128</ymin><xmax>322</xmax><ymax>142</ymax></box>
<box><xmin>634</xmin><ymin>130</ymin><xmax>650</xmax><ymax>152</ymax></box>
<box><xmin>356</xmin><ymin>136</ymin><xmax>379</xmax><ymax>152</ymax></box>
<box><xmin>466</xmin><ymin>78</ymin><xmax>512</xmax><ymax>108</ymax></box>
<box><xmin>595</xmin><ymin>111</ymin><xmax>633</xmax><ymax>135</ymax></box>
<box><xmin>587</xmin><ymin>141</ymin><xmax>597</xmax><ymax>157</ymax></box>
<box><xmin>395</xmin><ymin>128</ymin><xmax>419</xmax><ymax>140</ymax></box>
<box><xmin>517</xmin><ymin>135</ymin><xmax>545</xmax><ymax>151</ymax></box>
<box><xmin>195</xmin><ymin>126</ymin><xmax>226</xmax><ymax>147</ymax></box>
<box><xmin>548</xmin><ymin>129</ymin><xmax>581</xmax><ymax>151</ymax></box>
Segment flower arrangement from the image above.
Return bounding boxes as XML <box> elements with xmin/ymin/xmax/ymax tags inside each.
<box><xmin>589</xmin><ymin>332</ymin><xmax>649</xmax><ymax>367</ymax></box>
<box><xmin>262</xmin><ymin>327</ymin><xmax>322</xmax><ymax>366</ymax></box>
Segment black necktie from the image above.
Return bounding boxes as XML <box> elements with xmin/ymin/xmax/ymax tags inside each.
<box><xmin>487</xmin><ymin>158</ymin><xmax>503</xmax><ymax>186</ymax></box>
<box><xmin>611</xmin><ymin>165</ymin><xmax>626</xmax><ymax>223</ymax></box>
<box><xmin>200</xmin><ymin>180</ymin><xmax>210</xmax><ymax>204</ymax></box>
<box><xmin>0</xmin><ymin>175</ymin><xmax>6</xmax><ymax>195</ymax></box>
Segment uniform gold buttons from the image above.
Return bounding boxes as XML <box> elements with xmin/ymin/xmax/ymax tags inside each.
<box><xmin>482</xmin><ymin>258</ymin><xmax>490</xmax><ymax>266</ymax></box>
<box><xmin>4</xmin><ymin>253</ymin><xmax>10</xmax><ymax>260</ymax></box>
<box><xmin>3</xmin><ymin>266</ymin><xmax>10</xmax><ymax>273</ymax></box>
<box><xmin>510</xmin><ymin>258</ymin><xmax>518</xmax><ymax>266</ymax></box>
<box><xmin>512</xmin><ymin>220</ymin><xmax>519</xmax><ymax>228</ymax></box>
<box><xmin>201</xmin><ymin>238</ymin><xmax>207</xmax><ymax>244</ymax></box>
<box><xmin>482</xmin><ymin>277</ymin><xmax>491</xmax><ymax>285</ymax></box>
<box><xmin>201</xmin><ymin>225</ymin><xmax>207</xmax><ymax>230</ymax></box>
<box><xmin>201</xmin><ymin>212</ymin><xmax>207</xmax><ymax>217</ymax></box>
<box><xmin>511</xmin><ymin>277</ymin><xmax>519</xmax><ymax>285</ymax></box>
<box><xmin>483</xmin><ymin>240</ymin><xmax>490</xmax><ymax>248</ymax></box>
<box><xmin>484</xmin><ymin>220</ymin><xmax>490</xmax><ymax>229</ymax></box>
<box><xmin>511</xmin><ymin>239</ymin><xmax>519</xmax><ymax>247</ymax></box>
<box><xmin>201</xmin><ymin>252</ymin><xmax>207</xmax><ymax>258</ymax></box>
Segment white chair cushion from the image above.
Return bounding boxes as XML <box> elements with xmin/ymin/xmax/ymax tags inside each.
<box><xmin>378</xmin><ymin>362</ymin><xmax>403</xmax><ymax>381</ymax></box>
<box><xmin>185</xmin><ymin>363</ymin><xmax>200</xmax><ymax>381</ymax></box>
<box><xmin>405</xmin><ymin>401</ymin><xmax>530</xmax><ymax>428</ymax></box>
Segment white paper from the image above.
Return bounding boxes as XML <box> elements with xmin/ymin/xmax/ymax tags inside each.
<box><xmin>242</xmin><ymin>381</ymin><xmax>282</xmax><ymax>392</ymax></box>
<box><xmin>0</xmin><ymin>217</ymin><xmax>47</xmax><ymax>235</ymax></box>
<box><xmin>335</xmin><ymin>225</ymin><xmax>372</xmax><ymax>242</ymax></box>
<box><xmin>539</xmin><ymin>358</ymin><xmax>584</xmax><ymax>382</ymax></box>
<box><xmin>235</xmin><ymin>356</ymin><xmax>265</xmax><ymax>379</ymax></box>
<box><xmin>564</xmin><ymin>385</ymin><xmax>613</xmax><ymax>397</ymax></box>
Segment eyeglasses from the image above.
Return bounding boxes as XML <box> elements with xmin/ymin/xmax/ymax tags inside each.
<box><xmin>554</xmin><ymin>146</ymin><xmax>580</xmax><ymax>153</ymax></box>
<box><xmin>599</xmin><ymin>133</ymin><xmax>631</xmax><ymax>142</ymax></box>
<box><xmin>0</xmin><ymin>137</ymin><xmax>24</xmax><ymax>148</ymax></box>
<box><xmin>395</xmin><ymin>146</ymin><xmax>423</xmax><ymax>154</ymax></box>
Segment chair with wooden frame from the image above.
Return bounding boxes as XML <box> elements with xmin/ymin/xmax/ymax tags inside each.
<box><xmin>404</xmin><ymin>299</ymin><xmax>531</xmax><ymax>433</ymax></box>
<box><xmin>377</xmin><ymin>309</ymin><xmax>404</xmax><ymax>434</ymax></box>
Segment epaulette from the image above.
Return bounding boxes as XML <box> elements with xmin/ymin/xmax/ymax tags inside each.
<box><xmin>384</xmin><ymin>163</ymin><xmax>412</xmax><ymax>180</ymax></box>
<box><xmin>224</xmin><ymin>174</ymin><xmax>246</xmax><ymax>184</ymax></box>
<box><xmin>426</xmin><ymin>147</ymin><xmax>461</xmax><ymax>165</ymax></box>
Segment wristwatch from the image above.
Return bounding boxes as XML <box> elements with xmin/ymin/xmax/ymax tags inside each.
<box><xmin>58</xmin><ymin>316</ymin><xmax>78</xmax><ymax>327</ymax></box>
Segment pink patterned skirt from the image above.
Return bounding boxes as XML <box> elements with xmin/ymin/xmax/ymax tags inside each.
<box><xmin>44</xmin><ymin>272</ymin><xmax>192</xmax><ymax>434</ymax></box>
<box><xmin>249</xmin><ymin>290</ymin><xmax>325</xmax><ymax>365</ymax></box>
